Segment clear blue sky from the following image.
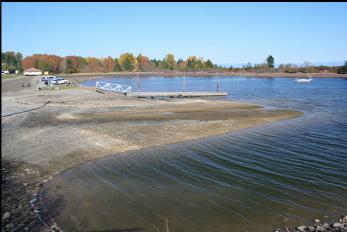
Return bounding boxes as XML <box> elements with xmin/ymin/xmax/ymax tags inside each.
<box><xmin>2</xmin><ymin>2</ymin><xmax>347</xmax><ymax>65</ymax></box>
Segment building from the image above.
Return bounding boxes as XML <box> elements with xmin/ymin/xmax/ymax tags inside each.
<box><xmin>24</xmin><ymin>68</ymin><xmax>42</xmax><ymax>76</ymax></box>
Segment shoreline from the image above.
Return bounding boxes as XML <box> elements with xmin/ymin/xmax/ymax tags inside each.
<box><xmin>61</xmin><ymin>71</ymin><xmax>347</xmax><ymax>80</ymax></box>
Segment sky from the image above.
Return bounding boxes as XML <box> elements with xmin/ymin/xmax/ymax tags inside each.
<box><xmin>2</xmin><ymin>2</ymin><xmax>347</xmax><ymax>65</ymax></box>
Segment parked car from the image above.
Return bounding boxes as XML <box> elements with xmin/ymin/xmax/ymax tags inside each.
<box><xmin>51</xmin><ymin>77</ymin><xmax>69</xmax><ymax>85</ymax></box>
<box><xmin>41</xmin><ymin>76</ymin><xmax>56</xmax><ymax>85</ymax></box>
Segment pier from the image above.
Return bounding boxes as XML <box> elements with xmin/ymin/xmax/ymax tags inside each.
<box><xmin>95</xmin><ymin>81</ymin><xmax>228</xmax><ymax>98</ymax></box>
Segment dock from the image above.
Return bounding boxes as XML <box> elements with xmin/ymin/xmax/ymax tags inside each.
<box><xmin>94</xmin><ymin>81</ymin><xmax>228</xmax><ymax>98</ymax></box>
<box><xmin>129</xmin><ymin>91</ymin><xmax>227</xmax><ymax>98</ymax></box>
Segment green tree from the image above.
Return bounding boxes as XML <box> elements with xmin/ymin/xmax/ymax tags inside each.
<box><xmin>64</xmin><ymin>58</ymin><xmax>78</xmax><ymax>73</ymax></box>
<box><xmin>77</xmin><ymin>57</ymin><xmax>88</xmax><ymax>71</ymax></box>
<box><xmin>15</xmin><ymin>52</ymin><xmax>23</xmax><ymax>70</ymax></box>
<box><xmin>113</xmin><ymin>58</ymin><xmax>122</xmax><ymax>72</ymax></box>
<box><xmin>2</xmin><ymin>51</ymin><xmax>19</xmax><ymax>71</ymax></box>
<box><xmin>203</xmin><ymin>59</ymin><xmax>214</xmax><ymax>70</ymax></box>
<box><xmin>244</xmin><ymin>62</ymin><xmax>253</xmax><ymax>71</ymax></box>
<box><xmin>37</xmin><ymin>59</ymin><xmax>52</xmax><ymax>72</ymax></box>
<box><xmin>119</xmin><ymin>53</ymin><xmax>136</xmax><ymax>71</ymax></box>
<box><xmin>337</xmin><ymin>61</ymin><xmax>347</xmax><ymax>74</ymax></box>
<box><xmin>2</xmin><ymin>63</ymin><xmax>9</xmax><ymax>70</ymax></box>
<box><xmin>267</xmin><ymin>55</ymin><xmax>274</xmax><ymax>69</ymax></box>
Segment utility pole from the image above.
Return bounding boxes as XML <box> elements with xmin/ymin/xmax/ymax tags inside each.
<box><xmin>182</xmin><ymin>70</ymin><xmax>186</xmax><ymax>92</ymax></box>
<box><xmin>137</xmin><ymin>72</ymin><xmax>140</xmax><ymax>91</ymax></box>
<box><xmin>216</xmin><ymin>72</ymin><xmax>220</xmax><ymax>92</ymax></box>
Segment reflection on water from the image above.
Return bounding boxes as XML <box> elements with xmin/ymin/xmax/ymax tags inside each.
<box><xmin>41</xmin><ymin>77</ymin><xmax>347</xmax><ymax>231</ymax></box>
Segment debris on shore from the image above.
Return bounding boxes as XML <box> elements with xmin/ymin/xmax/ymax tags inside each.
<box><xmin>275</xmin><ymin>216</ymin><xmax>347</xmax><ymax>232</ymax></box>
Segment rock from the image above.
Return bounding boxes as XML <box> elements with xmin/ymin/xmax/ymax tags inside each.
<box><xmin>35</xmin><ymin>183</ymin><xmax>42</xmax><ymax>187</ymax></box>
<box><xmin>23</xmin><ymin>183</ymin><xmax>28</xmax><ymax>187</ymax></box>
<box><xmin>296</xmin><ymin>225</ymin><xmax>306</xmax><ymax>231</ymax></box>
<box><xmin>332</xmin><ymin>222</ymin><xmax>342</xmax><ymax>228</ymax></box>
<box><xmin>33</xmin><ymin>209</ymin><xmax>40</xmax><ymax>214</ymax></box>
<box><xmin>314</xmin><ymin>219</ymin><xmax>320</xmax><ymax>223</ymax></box>
<box><xmin>2</xmin><ymin>212</ymin><xmax>11</xmax><ymax>221</ymax></box>
<box><xmin>315</xmin><ymin>225</ymin><xmax>325</xmax><ymax>232</ymax></box>
<box><xmin>307</xmin><ymin>226</ymin><xmax>315</xmax><ymax>231</ymax></box>
<box><xmin>5</xmin><ymin>223</ymin><xmax>14</xmax><ymax>229</ymax></box>
<box><xmin>323</xmin><ymin>223</ymin><xmax>329</xmax><ymax>228</ymax></box>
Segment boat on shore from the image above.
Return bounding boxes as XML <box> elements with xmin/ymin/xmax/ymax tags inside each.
<box><xmin>295</xmin><ymin>73</ymin><xmax>313</xmax><ymax>83</ymax></box>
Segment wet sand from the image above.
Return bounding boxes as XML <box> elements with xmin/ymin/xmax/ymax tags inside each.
<box><xmin>1</xmin><ymin>76</ymin><xmax>302</xmax><ymax>231</ymax></box>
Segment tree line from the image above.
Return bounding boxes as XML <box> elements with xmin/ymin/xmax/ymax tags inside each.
<box><xmin>2</xmin><ymin>51</ymin><xmax>347</xmax><ymax>74</ymax></box>
<box><xmin>2</xmin><ymin>52</ymin><xmax>222</xmax><ymax>74</ymax></box>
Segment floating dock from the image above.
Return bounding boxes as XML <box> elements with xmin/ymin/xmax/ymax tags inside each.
<box><xmin>129</xmin><ymin>91</ymin><xmax>228</xmax><ymax>98</ymax></box>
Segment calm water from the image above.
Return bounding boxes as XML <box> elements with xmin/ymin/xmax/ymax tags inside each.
<box><xmin>40</xmin><ymin>77</ymin><xmax>347</xmax><ymax>232</ymax></box>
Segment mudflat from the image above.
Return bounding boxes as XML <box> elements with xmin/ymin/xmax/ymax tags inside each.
<box><xmin>1</xmin><ymin>76</ymin><xmax>302</xmax><ymax>231</ymax></box>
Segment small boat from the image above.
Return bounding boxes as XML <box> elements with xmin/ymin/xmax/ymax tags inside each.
<box><xmin>295</xmin><ymin>73</ymin><xmax>313</xmax><ymax>83</ymax></box>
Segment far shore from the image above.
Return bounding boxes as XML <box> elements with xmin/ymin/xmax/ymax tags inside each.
<box><xmin>59</xmin><ymin>71</ymin><xmax>347</xmax><ymax>79</ymax></box>
<box><xmin>2</xmin><ymin>71</ymin><xmax>347</xmax><ymax>83</ymax></box>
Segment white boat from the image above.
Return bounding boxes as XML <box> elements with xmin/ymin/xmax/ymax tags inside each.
<box><xmin>295</xmin><ymin>73</ymin><xmax>313</xmax><ymax>83</ymax></box>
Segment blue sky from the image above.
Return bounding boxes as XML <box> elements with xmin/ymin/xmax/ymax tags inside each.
<box><xmin>2</xmin><ymin>2</ymin><xmax>347</xmax><ymax>65</ymax></box>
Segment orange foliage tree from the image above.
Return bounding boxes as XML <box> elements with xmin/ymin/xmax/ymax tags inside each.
<box><xmin>102</xmin><ymin>56</ymin><xmax>115</xmax><ymax>72</ymax></box>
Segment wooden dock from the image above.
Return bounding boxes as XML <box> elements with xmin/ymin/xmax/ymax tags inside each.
<box><xmin>129</xmin><ymin>91</ymin><xmax>227</xmax><ymax>98</ymax></box>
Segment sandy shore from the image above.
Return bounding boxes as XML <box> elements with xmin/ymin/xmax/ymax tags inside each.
<box><xmin>1</xmin><ymin>76</ymin><xmax>303</xmax><ymax>231</ymax></box>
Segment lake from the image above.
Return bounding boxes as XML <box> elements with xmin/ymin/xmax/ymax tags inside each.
<box><xmin>40</xmin><ymin>76</ymin><xmax>347</xmax><ymax>231</ymax></box>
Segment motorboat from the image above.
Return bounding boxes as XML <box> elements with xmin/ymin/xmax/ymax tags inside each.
<box><xmin>295</xmin><ymin>73</ymin><xmax>313</xmax><ymax>83</ymax></box>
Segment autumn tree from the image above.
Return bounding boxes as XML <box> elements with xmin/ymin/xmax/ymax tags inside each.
<box><xmin>21</xmin><ymin>54</ymin><xmax>62</xmax><ymax>73</ymax></box>
<box><xmin>102</xmin><ymin>56</ymin><xmax>115</xmax><ymax>72</ymax></box>
<box><xmin>22</xmin><ymin>56</ymin><xmax>36</xmax><ymax>70</ymax></box>
<box><xmin>176</xmin><ymin>59</ymin><xmax>186</xmax><ymax>71</ymax></box>
<box><xmin>63</xmin><ymin>56</ymin><xmax>79</xmax><ymax>73</ymax></box>
<box><xmin>86</xmin><ymin>57</ymin><xmax>103</xmax><ymax>72</ymax></box>
<box><xmin>164</xmin><ymin>53</ymin><xmax>176</xmax><ymax>70</ymax></box>
<box><xmin>119</xmin><ymin>53</ymin><xmax>136</xmax><ymax>71</ymax></box>
<box><xmin>186</xmin><ymin>56</ymin><xmax>198</xmax><ymax>70</ymax></box>
<box><xmin>136</xmin><ymin>53</ymin><xmax>144</xmax><ymax>71</ymax></box>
